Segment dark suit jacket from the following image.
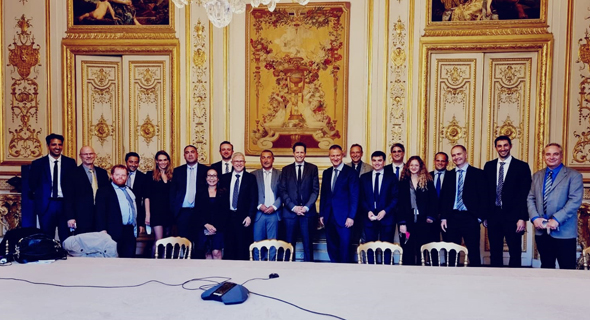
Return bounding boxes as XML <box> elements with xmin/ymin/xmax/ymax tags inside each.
<box><xmin>430</xmin><ymin>170</ymin><xmax>451</xmax><ymax>195</ymax></box>
<box><xmin>219</xmin><ymin>171</ymin><xmax>258</xmax><ymax>221</ymax></box>
<box><xmin>320</xmin><ymin>165</ymin><xmax>360</xmax><ymax>227</ymax></box>
<box><xmin>28</xmin><ymin>155</ymin><xmax>77</xmax><ymax>216</ymax></box>
<box><xmin>439</xmin><ymin>165</ymin><xmax>487</xmax><ymax>221</ymax></box>
<box><xmin>169</xmin><ymin>163</ymin><xmax>209</xmax><ymax>218</ymax></box>
<box><xmin>196</xmin><ymin>188</ymin><xmax>230</xmax><ymax>233</ymax></box>
<box><xmin>359</xmin><ymin>171</ymin><xmax>398</xmax><ymax>226</ymax></box>
<box><xmin>384</xmin><ymin>163</ymin><xmax>404</xmax><ymax>179</ymax></box>
<box><xmin>129</xmin><ymin>170</ymin><xmax>148</xmax><ymax>226</ymax></box>
<box><xmin>95</xmin><ymin>183</ymin><xmax>134</xmax><ymax>243</ymax></box>
<box><xmin>278</xmin><ymin>162</ymin><xmax>319</xmax><ymax>219</ymax></box>
<box><xmin>398</xmin><ymin>179</ymin><xmax>438</xmax><ymax>224</ymax></box>
<box><xmin>64</xmin><ymin>165</ymin><xmax>110</xmax><ymax>234</ymax></box>
<box><xmin>483</xmin><ymin>157</ymin><xmax>532</xmax><ymax>222</ymax></box>
<box><xmin>211</xmin><ymin>161</ymin><xmax>233</xmax><ymax>176</ymax></box>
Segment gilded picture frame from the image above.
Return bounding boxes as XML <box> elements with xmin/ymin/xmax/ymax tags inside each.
<box><xmin>245</xmin><ymin>2</ymin><xmax>350</xmax><ymax>156</ymax></box>
<box><xmin>67</xmin><ymin>0</ymin><xmax>175</xmax><ymax>38</ymax></box>
<box><xmin>425</xmin><ymin>0</ymin><xmax>548</xmax><ymax>36</ymax></box>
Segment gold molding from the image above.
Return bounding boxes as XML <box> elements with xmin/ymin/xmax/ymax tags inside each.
<box><xmin>563</xmin><ymin>0</ymin><xmax>573</xmax><ymax>164</ymax></box>
<box><xmin>0</xmin><ymin>194</ymin><xmax>22</xmax><ymax>236</ymax></box>
<box><xmin>191</xmin><ymin>18</ymin><xmax>211</xmax><ymax>164</ymax></box>
<box><xmin>366</xmin><ymin>0</ymin><xmax>373</xmax><ymax>159</ymax></box>
<box><xmin>418</xmin><ymin>34</ymin><xmax>553</xmax><ymax>171</ymax></box>
<box><xmin>61</xmin><ymin>38</ymin><xmax>180</xmax><ymax>164</ymax></box>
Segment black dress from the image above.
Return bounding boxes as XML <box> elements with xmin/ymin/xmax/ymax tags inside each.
<box><xmin>145</xmin><ymin>171</ymin><xmax>173</xmax><ymax>228</ymax></box>
<box><xmin>197</xmin><ymin>188</ymin><xmax>230</xmax><ymax>251</ymax></box>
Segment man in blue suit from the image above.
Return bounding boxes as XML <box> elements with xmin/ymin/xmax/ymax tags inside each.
<box><xmin>28</xmin><ymin>134</ymin><xmax>77</xmax><ymax>241</ymax></box>
<box><xmin>320</xmin><ymin>145</ymin><xmax>360</xmax><ymax>263</ymax></box>
<box><xmin>527</xmin><ymin>143</ymin><xmax>583</xmax><ymax>269</ymax></box>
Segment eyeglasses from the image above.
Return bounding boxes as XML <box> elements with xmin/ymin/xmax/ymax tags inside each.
<box><xmin>207</xmin><ymin>174</ymin><xmax>218</xmax><ymax>178</ymax></box>
<box><xmin>391</xmin><ymin>150</ymin><xmax>403</xmax><ymax>153</ymax></box>
<box><xmin>80</xmin><ymin>153</ymin><xmax>95</xmax><ymax>157</ymax></box>
<box><xmin>232</xmin><ymin>160</ymin><xmax>245</xmax><ymax>163</ymax></box>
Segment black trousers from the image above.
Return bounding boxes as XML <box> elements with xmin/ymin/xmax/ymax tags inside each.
<box><xmin>224</xmin><ymin>211</ymin><xmax>252</xmax><ymax>260</ymax></box>
<box><xmin>445</xmin><ymin>210</ymin><xmax>481</xmax><ymax>266</ymax></box>
<box><xmin>39</xmin><ymin>199</ymin><xmax>70</xmax><ymax>243</ymax></box>
<box><xmin>488</xmin><ymin>206</ymin><xmax>524</xmax><ymax>267</ymax></box>
<box><xmin>536</xmin><ymin>233</ymin><xmax>577</xmax><ymax>269</ymax></box>
<box><xmin>117</xmin><ymin>225</ymin><xmax>136</xmax><ymax>258</ymax></box>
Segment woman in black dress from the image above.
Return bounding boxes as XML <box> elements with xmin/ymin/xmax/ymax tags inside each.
<box><xmin>197</xmin><ymin>168</ymin><xmax>230</xmax><ymax>259</ymax></box>
<box><xmin>398</xmin><ymin>155</ymin><xmax>438</xmax><ymax>265</ymax></box>
<box><xmin>145</xmin><ymin>150</ymin><xmax>173</xmax><ymax>255</ymax></box>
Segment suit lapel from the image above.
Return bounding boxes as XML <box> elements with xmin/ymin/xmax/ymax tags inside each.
<box><xmin>552</xmin><ymin>166</ymin><xmax>568</xmax><ymax>188</ymax></box>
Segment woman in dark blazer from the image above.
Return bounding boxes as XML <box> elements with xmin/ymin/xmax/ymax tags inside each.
<box><xmin>398</xmin><ymin>155</ymin><xmax>438</xmax><ymax>265</ymax></box>
<box><xmin>197</xmin><ymin>168</ymin><xmax>230</xmax><ymax>259</ymax></box>
<box><xmin>144</xmin><ymin>151</ymin><xmax>173</xmax><ymax>256</ymax></box>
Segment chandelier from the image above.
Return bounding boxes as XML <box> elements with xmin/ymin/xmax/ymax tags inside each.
<box><xmin>171</xmin><ymin>0</ymin><xmax>311</xmax><ymax>28</ymax></box>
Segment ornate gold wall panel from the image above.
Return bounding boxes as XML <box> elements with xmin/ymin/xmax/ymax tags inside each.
<box><xmin>77</xmin><ymin>58</ymin><xmax>122</xmax><ymax>171</ymax></box>
<box><xmin>565</xmin><ymin>1</ymin><xmax>590</xmax><ymax>171</ymax></box>
<box><xmin>189</xmin><ymin>19</ymin><xmax>211</xmax><ymax>164</ymax></box>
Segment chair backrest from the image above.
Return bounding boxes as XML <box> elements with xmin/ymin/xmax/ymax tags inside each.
<box><xmin>155</xmin><ymin>237</ymin><xmax>192</xmax><ymax>259</ymax></box>
<box><xmin>357</xmin><ymin>241</ymin><xmax>403</xmax><ymax>265</ymax></box>
<box><xmin>583</xmin><ymin>247</ymin><xmax>590</xmax><ymax>270</ymax></box>
<box><xmin>249</xmin><ymin>239</ymin><xmax>294</xmax><ymax>261</ymax></box>
<box><xmin>420</xmin><ymin>241</ymin><xmax>468</xmax><ymax>267</ymax></box>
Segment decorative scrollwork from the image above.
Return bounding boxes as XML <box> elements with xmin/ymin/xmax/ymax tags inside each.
<box><xmin>572</xmin><ymin>129</ymin><xmax>590</xmax><ymax>163</ymax></box>
<box><xmin>441</xmin><ymin>116</ymin><xmax>466</xmax><ymax>145</ymax></box>
<box><xmin>95</xmin><ymin>154</ymin><xmax>113</xmax><ymax>172</ymax></box>
<box><xmin>138</xmin><ymin>115</ymin><xmax>160</xmax><ymax>145</ymax></box>
<box><xmin>495</xmin><ymin>116</ymin><xmax>522</xmax><ymax>141</ymax></box>
<box><xmin>90</xmin><ymin>115</ymin><xmax>113</xmax><ymax>146</ymax></box>
<box><xmin>0</xmin><ymin>194</ymin><xmax>22</xmax><ymax>236</ymax></box>
<box><xmin>192</xmin><ymin>19</ymin><xmax>209</xmax><ymax>163</ymax></box>
<box><xmin>578</xmin><ymin>30</ymin><xmax>590</xmax><ymax>71</ymax></box>
<box><xmin>388</xmin><ymin>17</ymin><xmax>407</xmax><ymax>146</ymax></box>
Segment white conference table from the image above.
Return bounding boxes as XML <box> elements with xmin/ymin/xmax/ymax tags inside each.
<box><xmin>0</xmin><ymin>257</ymin><xmax>588</xmax><ymax>320</ymax></box>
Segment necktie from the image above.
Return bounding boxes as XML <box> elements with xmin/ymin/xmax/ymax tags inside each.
<box><xmin>395</xmin><ymin>166</ymin><xmax>400</xmax><ymax>180</ymax></box>
<box><xmin>296</xmin><ymin>165</ymin><xmax>302</xmax><ymax>205</ymax></box>
<box><xmin>187</xmin><ymin>167</ymin><xmax>196</xmax><ymax>205</ymax></box>
<box><xmin>89</xmin><ymin>169</ymin><xmax>98</xmax><ymax>202</ymax></box>
<box><xmin>52</xmin><ymin>160</ymin><xmax>58</xmax><ymax>198</ymax></box>
<box><xmin>331</xmin><ymin>169</ymin><xmax>339</xmax><ymax>192</ymax></box>
<box><xmin>120</xmin><ymin>187</ymin><xmax>136</xmax><ymax>225</ymax></box>
<box><xmin>543</xmin><ymin>170</ymin><xmax>553</xmax><ymax>215</ymax></box>
<box><xmin>297</xmin><ymin>164</ymin><xmax>302</xmax><ymax>183</ymax></box>
<box><xmin>225</xmin><ymin>162</ymin><xmax>230</xmax><ymax>174</ymax></box>
<box><xmin>355</xmin><ymin>163</ymin><xmax>361</xmax><ymax>176</ymax></box>
<box><xmin>127</xmin><ymin>172</ymin><xmax>133</xmax><ymax>188</ymax></box>
<box><xmin>374</xmin><ymin>172</ymin><xmax>380</xmax><ymax>209</ymax></box>
<box><xmin>232</xmin><ymin>174</ymin><xmax>241</xmax><ymax>209</ymax></box>
<box><xmin>456</xmin><ymin>169</ymin><xmax>466</xmax><ymax>211</ymax></box>
<box><xmin>495</xmin><ymin>162</ymin><xmax>505</xmax><ymax>206</ymax></box>
<box><xmin>435</xmin><ymin>172</ymin><xmax>442</xmax><ymax>197</ymax></box>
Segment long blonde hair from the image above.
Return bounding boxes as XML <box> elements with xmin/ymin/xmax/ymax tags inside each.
<box><xmin>400</xmin><ymin>156</ymin><xmax>432</xmax><ymax>190</ymax></box>
<box><xmin>152</xmin><ymin>150</ymin><xmax>173</xmax><ymax>182</ymax></box>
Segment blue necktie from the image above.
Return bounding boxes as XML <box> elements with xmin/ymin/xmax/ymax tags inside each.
<box><xmin>374</xmin><ymin>172</ymin><xmax>380</xmax><ymax>210</ymax></box>
<box><xmin>232</xmin><ymin>174</ymin><xmax>241</xmax><ymax>209</ymax></box>
<box><xmin>435</xmin><ymin>172</ymin><xmax>442</xmax><ymax>197</ymax></box>
<box><xmin>495</xmin><ymin>162</ymin><xmax>505</xmax><ymax>206</ymax></box>
<box><xmin>543</xmin><ymin>170</ymin><xmax>553</xmax><ymax>216</ymax></box>
<box><xmin>456</xmin><ymin>169</ymin><xmax>466</xmax><ymax>211</ymax></box>
<box><xmin>120</xmin><ymin>187</ymin><xmax>136</xmax><ymax>225</ymax></box>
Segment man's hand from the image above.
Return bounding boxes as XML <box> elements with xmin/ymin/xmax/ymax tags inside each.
<box><xmin>67</xmin><ymin>219</ymin><xmax>76</xmax><ymax>228</ymax></box>
<box><xmin>533</xmin><ymin>218</ymin><xmax>546</xmax><ymax>230</ymax></box>
<box><xmin>139</xmin><ymin>226</ymin><xmax>146</xmax><ymax>234</ymax></box>
<box><xmin>376</xmin><ymin>210</ymin><xmax>386</xmax><ymax>221</ymax></box>
<box><xmin>516</xmin><ymin>219</ymin><xmax>526</xmax><ymax>233</ymax></box>
<box><xmin>426</xmin><ymin>218</ymin><xmax>434</xmax><ymax>223</ymax></box>
<box><xmin>367</xmin><ymin>211</ymin><xmax>375</xmax><ymax>220</ymax></box>
<box><xmin>441</xmin><ymin>219</ymin><xmax>447</xmax><ymax>232</ymax></box>
<box><xmin>319</xmin><ymin>217</ymin><xmax>324</xmax><ymax>227</ymax></box>
<box><xmin>259</xmin><ymin>204</ymin><xmax>268</xmax><ymax>212</ymax></box>
<box><xmin>263</xmin><ymin>206</ymin><xmax>275</xmax><ymax>214</ymax></box>
<box><xmin>243</xmin><ymin>216</ymin><xmax>251</xmax><ymax>227</ymax></box>
<box><xmin>345</xmin><ymin>218</ymin><xmax>354</xmax><ymax>228</ymax></box>
<box><xmin>482</xmin><ymin>219</ymin><xmax>488</xmax><ymax>228</ymax></box>
<box><xmin>399</xmin><ymin>224</ymin><xmax>407</xmax><ymax>234</ymax></box>
<box><xmin>546</xmin><ymin>219</ymin><xmax>559</xmax><ymax>230</ymax></box>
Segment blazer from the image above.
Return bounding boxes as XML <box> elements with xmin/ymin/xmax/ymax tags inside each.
<box><xmin>95</xmin><ymin>183</ymin><xmax>130</xmax><ymax>243</ymax></box>
<box><xmin>527</xmin><ymin>165</ymin><xmax>583</xmax><ymax>239</ymax></box>
<box><xmin>346</xmin><ymin>161</ymin><xmax>372</xmax><ymax>177</ymax></box>
<box><xmin>28</xmin><ymin>155</ymin><xmax>77</xmax><ymax>216</ymax></box>
<box><xmin>384</xmin><ymin>163</ymin><xmax>404</xmax><ymax>179</ymax></box>
<box><xmin>169</xmin><ymin>163</ymin><xmax>209</xmax><ymax>217</ymax></box>
<box><xmin>197</xmin><ymin>188</ymin><xmax>230</xmax><ymax>232</ymax></box>
<box><xmin>278</xmin><ymin>162</ymin><xmax>319</xmax><ymax>219</ymax></box>
<box><xmin>252</xmin><ymin>168</ymin><xmax>282</xmax><ymax>222</ymax></box>
<box><xmin>320</xmin><ymin>165</ymin><xmax>360</xmax><ymax>227</ymax></box>
<box><xmin>211</xmin><ymin>161</ymin><xmax>233</xmax><ymax>176</ymax></box>
<box><xmin>483</xmin><ymin>157</ymin><xmax>532</xmax><ymax>222</ymax></box>
<box><xmin>430</xmin><ymin>169</ymin><xmax>451</xmax><ymax>195</ymax></box>
<box><xmin>128</xmin><ymin>170</ymin><xmax>148</xmax><ymax>227</ymax></box>
<box><xmin>64</xmin><ymin>165</ymin><xmax>110</xmax><ymax>234</ymax></box>
<box><xmin>359</xmin><ymin>170</ymin><xmax>398</xmax><ymax>226</ymax></box>
<box><xmin>219</xmin><ymin>171</ymin><xmax>258</xmax><ymax>221</ymax></box>
<box><xmin>398</xmin><ymin>178</ymin><xmax>437</xmax><ymax>225</ymax></box>
<box><xmin>439</xmin><ymin>165</ymin><xmax>487</xmax><ymax>221</ymax></box>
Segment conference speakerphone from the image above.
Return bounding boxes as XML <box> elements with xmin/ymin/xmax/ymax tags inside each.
<box><xmin>201</xmin><ymin>282</ymin><xmax>249</xmax><ymax>305</ymax></box>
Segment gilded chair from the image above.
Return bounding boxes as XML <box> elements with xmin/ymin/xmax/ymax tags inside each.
<box><xmin>155</xmin><ymin>237</ymin><xmax>192</xmax><ymax>259</ymax></box>
<box><xmin>420</xmin><ymin>241</ymin><xmax>468</xmax><ymax>267</ymax></box>
<box><xmin>357</xmin><ymin>241</ymin><xmax>403</xmax><ymax>265</ymax></box>
<box><xmin>583</xmin><ymin>247</ymin><xmax>590</xmax><ymax>270</ymax></box>
<box><xmin>249</xmin><ymin>239</ymin><xmax>294</xmax><ymax>261</ymax></box>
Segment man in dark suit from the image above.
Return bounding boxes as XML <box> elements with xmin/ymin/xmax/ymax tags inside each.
<box><xmin>483</xmin><ymin>136</ymin><xmax>532</xmax><ymax>267</ymax></box>
<box><xmin>320</xmin><ymin>145</ymin><xmax>360</xmax><ymax>263</ymax></box>
<box><xmin>346</xmin><ymin>143</ymin><xmax>373</xmax><ymax>249</ymax></box>
<box><xmin>96</xmin><ymin>165</ymin><xmax>138</xmax><ymax>258</ymax></box>
<box><xmin>252</xmin><ymin>150</ymin><xmax>282</xmax><ymax>260</ymax></box>
<box><xmin>440</xmin><ymin>145</ymin><xmax>487</xmax><ymax>266</ymax></box>
<box><xmin>125</xmin><ymin>152</ymin><xmax>148</xmax><ymax>234</ymax></box>
<box><xmin>429</xmin><ymin>151</ymin><xmax>450</xmax><ymax>242</ymax></box>
<box><xmin>278</xmin><ymin>142</ymin><xmax>319</xmax><ymax>262</ymax></box>
<box><xmin>220</xmin><ymin>152</ymin><xmax>257</xmax><ymax>260</ymax></box>
<box><xmin>211</xmin><ymin>141</ymin><xmax>234</xmax><ymax>175</ymax></box>
<box><xmin>359</xmin><ymin>151</ymin><xmax>398</xmax><ymax>244</ymax></box>
<box><xmin>384</xmin><ymin>143</ymin><xmax>405</xmax><ymax>180</ymax></box>
<box><xmin>64</xmin><ymin>146</ymin><xmax>110</xmax><ymax>237</ymax></box>
<box><xmin>527</xmin><ymin>143</ymin><xmax>583</xmax><ymax>269</ymax></box>
<box><xmin>28</xmin><ymin>133</ymin><xmax>77</xmax><ymax>241</ymax></box>
<box><xmin>169</xmin><ymin>145</ymin><xmax>208</xmax><ymax>243</ymax></box>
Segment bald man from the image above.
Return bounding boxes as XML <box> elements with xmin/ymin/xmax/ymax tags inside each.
<box><xmin>64</xmin><ymin>146</ymin><xmax>109</xmax><ymax>238</ymax></box>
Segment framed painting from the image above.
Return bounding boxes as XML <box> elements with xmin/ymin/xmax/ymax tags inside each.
<box><xmin>425</xmin><ymin>0</ymin><xmax>548</xmax><ymax>36</ymax></box>
<box><xmin>245</xmin><ymin>2</ymin><xmax>350</xmax><ymax>156</ymax></box>
<box><xmin>67</xmin><ymin>0</ymin><xmax>175</xmax><ymax>36</ymax></box>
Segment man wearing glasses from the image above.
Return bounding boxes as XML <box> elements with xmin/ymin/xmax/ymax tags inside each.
<box><xmin>384</xmin><ymin>143</ymin><xmax>405</xmax><ymax>180</ymax></box>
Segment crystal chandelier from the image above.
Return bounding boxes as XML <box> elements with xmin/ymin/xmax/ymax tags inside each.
<box><xmin>171</xmin><ymin>0</ymin><xmax>311</xmax><ymax>28</ymax></box>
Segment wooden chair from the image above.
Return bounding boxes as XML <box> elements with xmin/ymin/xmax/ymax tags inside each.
<box><xmin>357</xmin><ymin>241</ymin><xmax>403</xmax><ymax>265</ymax></box>
<box><xmin>155</xmin><ymin>237</ymin><xmax>192</xmax><ymax>259</ymax></box>
<box><xmin>420</xmin><ymin>241</ymin><xmax>468</xmax><ymax>267</ymax></box>
<box><xmin>249</xmin><ymin>239</ymin><xmax>294</xmax><ymax>261</ymax></box>
<box><xmin>583</xmin><ymin>247</ymin><xmax>590</xmax><ymax>270</ymax></box>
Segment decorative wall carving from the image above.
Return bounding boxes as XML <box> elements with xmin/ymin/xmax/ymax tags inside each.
<box><xmin>387</xmin><ymin>16</ymin><xmax>407</xmax><ymax>146</ymax></box>
<box><xmin>191</xmin><ymin>19</ymin><xmax>210</xmax><ymax>163</ymax></box>
<box><xmin>571</xmin><ymin>28</ymin><xmax>590</xmax><ymax>165</ymax></box>
<box><xmin>0</xmin><ymin>194</ymin><xmax>22</xmax><ymax>237</ymax></box>
<box><xmin>6</xmin><ymin>15</ymin><xmax>42</xmax><ymax>159</ymax></box>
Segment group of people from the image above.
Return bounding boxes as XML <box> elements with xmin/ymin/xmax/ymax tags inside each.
<box><xmin>28</xmin><ymin>133</ymin><xmax>583</xmax><ymax>268</ymax></box>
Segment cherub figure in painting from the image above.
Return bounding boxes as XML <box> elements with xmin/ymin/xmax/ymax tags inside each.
<box><xmin>78</xmin><ymin>0</ymin><xmax>119</xmax><ymax>22</ymax></box>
